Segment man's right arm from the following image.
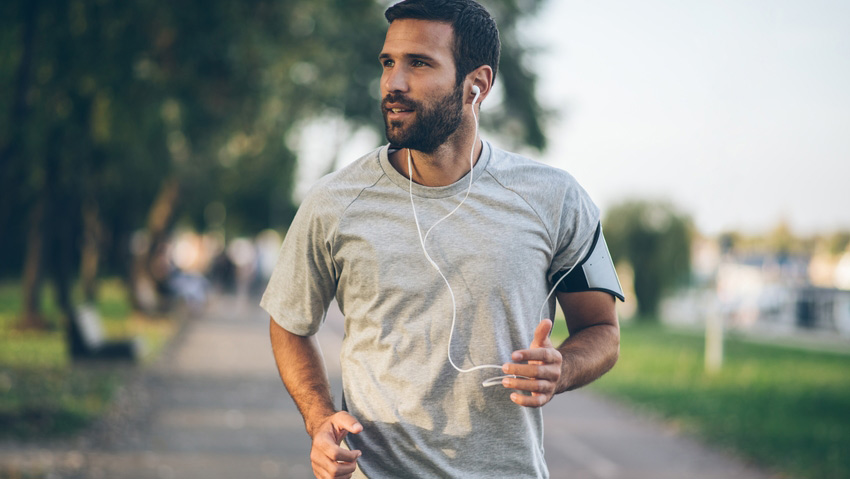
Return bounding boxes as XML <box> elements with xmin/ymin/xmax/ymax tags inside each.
<box><xmin>269</xmin><ymin>317</ymin><xmax>362</xmax><ymax>479</ymax></box>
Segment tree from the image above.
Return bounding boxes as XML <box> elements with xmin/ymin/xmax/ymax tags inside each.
<box><xmin>603</xmin><ymin>200</ymin><xmax>693</xmax><ymax>319</ymax></box>
<box><xmin>0</xmin><ymin>0</ymin><xmax>552</xmax><ymax>338</ymax></box>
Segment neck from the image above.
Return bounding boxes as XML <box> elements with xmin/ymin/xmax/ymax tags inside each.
<box><xmin>391</xmin><ymin>131</ymin><xmax>483</xmax><ymax>187</ymax></box>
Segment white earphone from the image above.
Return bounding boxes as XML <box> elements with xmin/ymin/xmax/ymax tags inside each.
<box><xmin>471</xmin><ymin>85</ymin><xmax>481</xmax><ymax>104</ymax></box>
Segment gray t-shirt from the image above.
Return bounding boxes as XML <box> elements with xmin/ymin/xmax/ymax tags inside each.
<box><xmin>261</xmin><ymin>140</ymin><xmax>599</xmax><ymax>478</ymax></box>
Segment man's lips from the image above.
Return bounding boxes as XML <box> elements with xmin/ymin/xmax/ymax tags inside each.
<box><xmin>382</xmin><ymin>95</ymin><xmax>417</xmax><ymax>116</ymax></box>
<box><xmin>385</xmin><ymin>104</ymin><xmax>414</xmax><ymax>122</ymax></box>
<box><xmin>384</xmin><ymin>103</ymin><xmax>415</xmax><ymax>114</ymax></box>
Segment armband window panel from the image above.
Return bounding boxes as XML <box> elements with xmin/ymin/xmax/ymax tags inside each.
<box><xmin>555</xmin><ymin>223</ymin><xmax>625</xmax><ymax>301</ymax></box>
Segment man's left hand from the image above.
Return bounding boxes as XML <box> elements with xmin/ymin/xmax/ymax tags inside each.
<box><xmin>501</xmin><ymin>319</ymin><xmax>563</xmax><ymax>408</ymax></box>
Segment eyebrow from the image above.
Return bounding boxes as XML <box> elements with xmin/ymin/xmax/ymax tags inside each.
<box><xmin>379</xmin><ymin>52</ymin><xmax>440</xmax><ymax>63</ymax></box>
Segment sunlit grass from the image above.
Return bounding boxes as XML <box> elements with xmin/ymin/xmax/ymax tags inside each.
<box><xmin>574</xmin><ymin>320</ymin><xmax>850</xmax><ymax>479</ymax></box>
<box><xmin>0</xmin><ymin>279</ymin><xmax>177</xmax><ymax>439</ymax></box>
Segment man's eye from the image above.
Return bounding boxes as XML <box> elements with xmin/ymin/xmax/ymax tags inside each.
<box><xmin>382</xmin><ymin>60</ymin><xmax>394</xmax><ymax>68</ymax></box>
<box><xmin>412</xmin><ymin>60</ymin><xmax>427</xmax><ymax>67</ymax></box>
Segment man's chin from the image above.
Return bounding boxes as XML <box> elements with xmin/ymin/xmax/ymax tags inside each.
<box><xmin>385</xmin><ymin>127</ymin><xmax>411</xmax><ymax>146</ymax></box>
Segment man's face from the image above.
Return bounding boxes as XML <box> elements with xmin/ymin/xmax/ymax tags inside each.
<box><xmin>379</xmin><ymin>19</ymin><xmax>463</xmax><ymax>153</ymax></box>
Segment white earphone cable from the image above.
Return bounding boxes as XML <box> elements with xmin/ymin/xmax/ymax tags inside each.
<box><xmin>408</xmin><ymin>87</ymin><xmax>591</xmax><ymax>387</ymax></box>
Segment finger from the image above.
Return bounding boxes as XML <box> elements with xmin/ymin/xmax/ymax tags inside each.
<box><xmin>316</xmin><ymin>437</ymin><xmax>362</xmax><ymax>463</ymax></box>
<box><xmin>508</xmin><ymin>347</ymin><xmax>562</xmax><ymax>365</ymax></box>
<box><xmin>332</xmin><ymin>461</ymin><xmax>358</xmax><ymax>478</ymax></box>
<box><xmin>311</xmin><ymin>450</ymin><xmax>336</xmax><ymax>479</ymax></box>
<box><xmin>509</xmin><ymin>391</ymin><xmax>550</xmax><ymax>408</ymax></box>
<box><xmin>502</xmin><ymin>363</ymin><xmax>560</xmax><ymax>381</ymax></box>
<box><xmin>331</xmin><ymin>447</ymin><xmax>362</xmax><ymax>463</ymax></box>
<box><xmin>312</xmin><ymin>447</ymin><xmax>360</xmax><ymax>478</ymax></box>
<box><xmin>501</xmin><ymin>377</ymin><xmax>555</xmax><ymax>394</ymax></box>
<box><xmin>530</xmin><ymin>319</ymin><xmax>553</xmax><ymax>349</ymax></box>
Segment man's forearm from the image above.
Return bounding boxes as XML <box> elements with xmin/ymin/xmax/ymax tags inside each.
<box><xmin>555</xmin><ymin>322</ymin><xmax>620</xmax><ymax>393</ymax></box>
<box><xmin>269</xmin><ymin>317</ymin><xmax>336</xmax><ymax>436</ymax></box>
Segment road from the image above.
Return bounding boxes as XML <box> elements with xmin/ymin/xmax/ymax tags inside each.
<box><xmin>0</xmin><ymin>296</ymin><xmax>776</xmax><ymax>478</ymax></box>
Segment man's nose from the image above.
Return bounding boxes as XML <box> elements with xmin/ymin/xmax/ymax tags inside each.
<box><xmin>383</xmin><ymin>67</ymin><xmax>409</xmax><ymax>93</ymax></box>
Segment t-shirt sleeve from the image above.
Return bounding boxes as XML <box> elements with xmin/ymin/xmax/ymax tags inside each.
<box><xmin>547</xmin><ymin>176</ymin><xmax>600</xmax><ymax>284</ymax></box>
<box><xmin>259</xmin><ymin>188</ymin><xmax>339</xmax><ymax>336</ymax></box>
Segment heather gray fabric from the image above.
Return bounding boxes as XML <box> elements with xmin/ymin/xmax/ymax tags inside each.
<box><xmin>261</xmin><ymin>140</ymin><xmax>599</xmax><ymax>478</ymax></box>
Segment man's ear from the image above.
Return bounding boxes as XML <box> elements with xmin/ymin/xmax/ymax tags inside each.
<box><xmin>467</xmin><ymin>65</ymin><xmax>494</xmax><ymax>104</ymax></box>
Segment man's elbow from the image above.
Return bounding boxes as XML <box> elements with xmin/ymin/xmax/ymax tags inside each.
<box><xmin>605</xmin><ymin>321</ymin><xmax>620</xmax><ymax>372</ymax></box>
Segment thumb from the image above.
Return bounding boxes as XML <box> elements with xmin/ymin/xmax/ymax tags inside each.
<box><xmin>332</xmin><ymin>411</ymin><xmax>363</xmax><ymax>443</ymax></box>
<box><xmin>530</xmin><ymin>319</ymin><xmax>553</xmax><ymax>349</ymax></box>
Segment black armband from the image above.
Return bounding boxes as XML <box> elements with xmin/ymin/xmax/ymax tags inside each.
<box><xmin>554</xmin><ymin>223</ymin><xmax>625</xmax><ymax>301</ymax></box>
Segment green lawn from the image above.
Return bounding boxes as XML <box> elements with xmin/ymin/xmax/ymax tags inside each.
<box><xmin>0</xmin><ymin>279</ymin><xmax>176</xmax><ymax>439</ymax></box>
<box><xmin>569</xmin><ymin>321</ymin><xmax>850</xmax><ymax>479</ymax></box>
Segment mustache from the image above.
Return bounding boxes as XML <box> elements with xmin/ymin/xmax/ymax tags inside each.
<box><xmin>381</xmin><ymin>93</ymin><xmax>418</xmax><ymax>110</ymax></box>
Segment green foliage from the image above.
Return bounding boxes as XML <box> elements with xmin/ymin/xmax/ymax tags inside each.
<box><xmin>603</xmin><ymin>200</ymin><xmax>692</xmax><ymax>317</ymax></box>
<box><xmin>0</xmin><ymin>0</ymin><xmax>551</xmax><ymax>281</ymax></box>
<box><xmin>481</xmin><ymin>0</ymin><xmax>549</xmax><ymax>150</ymax></box>
<box><xmin>592</xmin><ymin>322</ymin><xmax>850</xmax><ymax>479</ymax></box>
<box><xmin>826</xmin><ymin>231</ymin><xmax>850</xmax><ymax>255</ymax></box>
<box><xmin>720</xmin><ymin>226</ymin><xmax>850</xmax><ymax>258</ymax></box>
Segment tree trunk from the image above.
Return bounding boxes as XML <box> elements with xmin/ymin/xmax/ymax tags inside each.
<box><xmin>633</xmin><ymin>261</ymin><xmax>662</xmax><ymax>320</ymax></box>
<box><xmin>80</xmin><ymin>196</ymin><xmax>101</xmax><ymax>303</ymax></box>
<box><xmin>0</xmin><ymin>0</ymin><xmax>39</xmax><ymax>251</ymax></box>
<box><xmin>17</xmin><ymin>195</ymin><xmax>51</xmax><ymax>331</ymax></box>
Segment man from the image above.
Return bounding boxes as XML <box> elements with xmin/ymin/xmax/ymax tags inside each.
<box><xmin>262</xmin><ymin>1</ymin><xmax>624</xmax><ymax>478</ymax></box>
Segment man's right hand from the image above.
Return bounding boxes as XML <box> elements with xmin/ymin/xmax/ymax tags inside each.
<box><xmin>269</xmin><ymin>320</ymin><xmax>362</xmax><ymax>477</ymax></box>
<box><xmin>309</xmin><ymin>411</ymin><xmax>363</xmax><ymax>479</ymax></box>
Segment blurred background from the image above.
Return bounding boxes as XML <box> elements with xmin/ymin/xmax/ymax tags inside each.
<box><xmin>1</xmin><ymin>0</ymin><xmax>848</xmax><ymax>478</ymax></box>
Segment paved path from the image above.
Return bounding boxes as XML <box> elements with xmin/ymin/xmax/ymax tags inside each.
<box><xmin>1</xmin><ymin>296</ymin><xmax>776</xmax><ymax>478</ymax></box>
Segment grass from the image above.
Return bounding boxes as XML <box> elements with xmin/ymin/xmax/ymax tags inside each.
<box><xmin>0</xmin><ymin>368</ymin><xmax>120</xmax><ymax>439</ymax></box>
<box><xmin>562</xmin><ymin>320</ymin><xmax>850</xmax><ymax>479</ymax></box>
<box><xmin>0</xmin><ymin>279</ymin><xmax>177</xmax><ymax>439</ymax></box>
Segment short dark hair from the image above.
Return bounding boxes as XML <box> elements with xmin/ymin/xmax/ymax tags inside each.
<box><xmin>385</xmin><ymin>0</ymin><xmax>500</xmax><ymax>86</ymax></box>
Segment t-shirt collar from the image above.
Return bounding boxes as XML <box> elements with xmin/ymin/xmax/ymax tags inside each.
<box><xmin>379</xmin><ymin>140</ymin><xmax>492</xmax><ymax>199</ymax></box>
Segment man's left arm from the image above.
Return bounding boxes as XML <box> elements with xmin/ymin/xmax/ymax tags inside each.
<box><xmin>501</xmin><ymin>291</ymin><xmax>619</xmax><ymax>407</ymax></box>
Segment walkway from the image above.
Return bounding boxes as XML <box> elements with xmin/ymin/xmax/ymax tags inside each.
<box><xmin>0</xmin><ymin>296</ymin><xmax>776</xmax><ymax>478</ymax></box>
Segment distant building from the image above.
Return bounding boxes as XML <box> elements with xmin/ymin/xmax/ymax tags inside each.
<box><xmin>757</xmin><ymin>285</ymin><xmax>850</xmax><ymax>336</ymax></box>
<box><xmin>663</xmin><ymin>250</ymin><xmax>850</xmax><ymax>337</ymax></box>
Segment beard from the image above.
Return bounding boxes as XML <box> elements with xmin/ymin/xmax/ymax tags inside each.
<box><xmin>382</xmin><ymin>83</ymin><xmax>464</xmax><ymax>154</ymax></box>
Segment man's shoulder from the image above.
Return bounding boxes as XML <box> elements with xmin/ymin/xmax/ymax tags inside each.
<box><xmin>302</xmin><ymin>146</ymin><xmax>386</xmax><ymax>212</ymax></box>
<box><xmin>484</xmin><ymin>142</ymin><xmax>600</xmax><ymax>244</ymax></box>
<box><xmin>485</xmin><ymin>144</ymin><xmax>581</xmax><ymax>199</ymax></box>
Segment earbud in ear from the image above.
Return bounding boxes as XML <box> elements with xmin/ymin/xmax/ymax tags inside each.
<box><xmin>472</xmin><ymin>85</ymin><xmax>480</xmax><ymax>95</ymax></box>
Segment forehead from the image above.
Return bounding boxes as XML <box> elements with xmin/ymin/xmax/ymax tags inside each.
<box><xmin>381</xmin><ymin>18</ymin><xmax>455</xmax><ymax>61</ymax></box>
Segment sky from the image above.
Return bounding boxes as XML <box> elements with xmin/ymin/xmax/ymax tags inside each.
<box><xmin>524</xmin><ymin>0</ymin><xmax>850</xmax><ymax>235</ymax></box>
<box><xmin>295</xmin><ymin>0</ymin><xmax>850</xmax><ymax>236</ymax></box>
